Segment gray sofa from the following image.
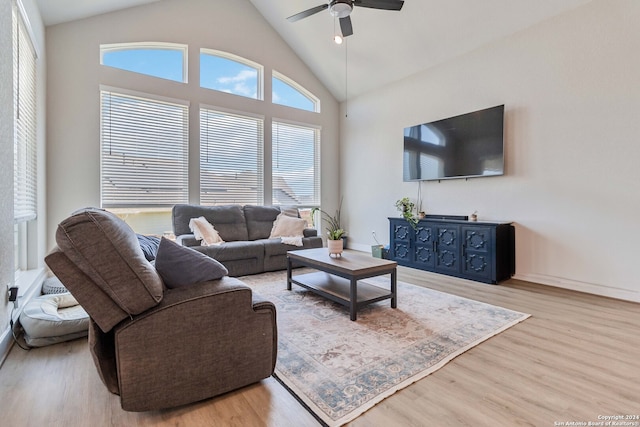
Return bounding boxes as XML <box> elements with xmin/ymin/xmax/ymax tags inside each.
<box><xmin>172</xmin><ymin>204</ymin><xmax>322</xmax><ymax>276</ymax></box>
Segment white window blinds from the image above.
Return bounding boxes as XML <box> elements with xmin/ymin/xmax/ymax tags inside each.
<box><xmin>13</xmin><ymin>1</ymin><xmax>37</xmax><ymax>223</ymax></box>
<box><xmin>272</xmin><ymin>121</ymin><xmax>320</xmax><ymax>206</ymax></box>
<box><xmin>200</xmin><ymin>107</ymin><xmax>264</xmax><ymax>205</ymax></box>
<box><xmin>100</xmin><ymin>89</ymin><xmax>189</xmax><ymax>208</ymax></box>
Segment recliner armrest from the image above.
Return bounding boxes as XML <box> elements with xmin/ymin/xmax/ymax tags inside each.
<box><xmin>303</xmin><ymin>228</ymin><xmax>318</xmax><ymax>237</ymax></box>
<box><xmin>175</xmin><ymin>234</ymin><xmax>199</xmax><ymax>247</ymax></box>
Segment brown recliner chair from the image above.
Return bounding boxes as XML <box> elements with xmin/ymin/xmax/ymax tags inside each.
<box><xmin>45</xmin><ymin>208</ymin><xmax>277</xmax><ymax>411</ymax></box>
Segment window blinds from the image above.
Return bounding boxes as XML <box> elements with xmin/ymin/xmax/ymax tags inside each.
<box><xmin>200</xmin><ymin>107</ymin><xmax>264</xmax><ymax>206</ymax></box>
<box><xmin>100</xmin><ymin>90</ymin><xmax>189</xmax><ymax>207</ymax></box>
<box><xmin>272</xmin><ymin>121</ymin><xmax>320</xmax><ymax>206</ymax></box>
<box><xmin>13</xmin><ymin>1</ymin><xmax>37</xmax><ymax>223</ymax></box>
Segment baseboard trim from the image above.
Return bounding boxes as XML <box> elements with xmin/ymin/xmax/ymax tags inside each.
<box><xmin>0</xmin><ymin>327</ymin><xmax>14</xmax><ymax>368</ymax></box>
<box><xmin>345</xmin><ymin>242</ymin><xmax>639</xmax><ymax>303</ymax></box>
<box><xmin>513</xmin><ymin>273</ymin><xmax>640</xmax><ymax>303</ymax></box>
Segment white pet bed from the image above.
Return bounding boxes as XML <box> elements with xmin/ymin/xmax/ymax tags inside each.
<box><xmin>20</xmin><ymin>293</ymin><xmax>89</xmax><ymax>347</ymax></box>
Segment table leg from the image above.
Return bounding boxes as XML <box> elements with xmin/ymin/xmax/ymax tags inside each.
<box><xmin>287</xmin><ymin>256</ymin><xmax>292</xmax><ymax>290</ymax></box>
<box><xmin>391</xmin><ymin>268</ymin><xmax>397</xmax><ymax>309</ymax></box>
<box><xmin>350</xmin><ymin>278</ymin><xmax>357</xmax><ymax>321</ymax></box>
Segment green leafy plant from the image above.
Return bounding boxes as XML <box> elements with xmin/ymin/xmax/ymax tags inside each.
<box><xmin>312</xmin><ymin>198</ymin><xmax>346</xmax><ymax>240</ymax></box>
<box><xmin>395</xmin><ymin>197</ymin><xmax>418</xmax><ymax>229</ymax></box>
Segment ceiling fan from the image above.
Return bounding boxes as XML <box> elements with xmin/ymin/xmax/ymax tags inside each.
<box><xmin>287</xmin><ymin>0</ymin><xmax>404</xmax><ymax>38</ymax></box>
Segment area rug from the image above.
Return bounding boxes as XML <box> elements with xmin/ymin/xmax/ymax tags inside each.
<box><xmin>241</xmin><ymin>271</ymin><xmax>530</xmax><ymax>427</ymax></box>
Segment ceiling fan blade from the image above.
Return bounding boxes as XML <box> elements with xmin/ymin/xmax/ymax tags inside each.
<box><xmin>340</xmin><ymin>16</ymin><xmax>354</xmax><ymax>37</ymax></box>
<box><xmin>287</xmin><ymin>4</ymin><xmax>329</xmax><ymax>22</ymax></box>
<box><xmin>354</xmin><ymin>0</ymin><xmax>404</xmax><ymax>11</ymax></box>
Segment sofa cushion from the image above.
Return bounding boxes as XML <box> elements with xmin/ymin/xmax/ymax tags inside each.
<box><xmin>191</xmin><ymin>240</ymin><xmax>264</xmax><ymax>262</ymax></box>
<box><xmin>55</xmin><ymin>208</ymin><xmax>164</xmax><ymax>316</ymax></box>
<box><xmin>244</xmin><ymin>205</ymin><xmax>281</xmax><ymax>241</ymax></box>
<box><xmin>173</xmin><ymin>204</ymin><xmax>248</xmax><ymax>242</ymax></box>
<box><xmin>154</xmin><ymin>237</ymin><xmax>228</xmax><ymax>288</ymax></box>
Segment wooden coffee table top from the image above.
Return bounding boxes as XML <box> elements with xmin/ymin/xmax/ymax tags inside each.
<box><xmin>288</xmin><ymin>248</ymin><xmax>397</xmax><ymax>278</ymax></box>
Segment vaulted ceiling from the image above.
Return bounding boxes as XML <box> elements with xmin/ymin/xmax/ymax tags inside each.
<box><xmin>36</xmin><ymin>0</ymin><xmax>593</xmax><ymax>101</ymax></box>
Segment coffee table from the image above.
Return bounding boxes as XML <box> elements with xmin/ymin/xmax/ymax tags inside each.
<box><xmin>287</xmin><ymin>248</ymin><xmax>398</xmax><ymax>321</ymax></box>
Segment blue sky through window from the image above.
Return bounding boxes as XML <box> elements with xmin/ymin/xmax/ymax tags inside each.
<box><xmin>102</xmin><ymin>48</ymin><xmax>184</xmax><ymax>82</ymax></box>
<box><xmin>102</xmin><ymin>46</ymin><xmax>317</xmax><ymax>110</ymax></box>
<box><xmin>272</xmin><ymin>77</ymin><xmax>315</xmax><ymax>112</ymax></box>
<box><xmin>200</xmin><ymin>53</ymin><xmax>259</xmax><ymax>99</ymax></box>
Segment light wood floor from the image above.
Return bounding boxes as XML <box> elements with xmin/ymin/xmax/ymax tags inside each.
<box><xmin>1</xmin><ymin>267</ymin><xmax>639</xmax><ymax>427</ymax></box>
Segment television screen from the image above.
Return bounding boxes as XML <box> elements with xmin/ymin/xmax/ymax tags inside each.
<box><xmin>403</xmin><ymin>105</ymin><xmax>504</xmax><ymax>181</ymax></box>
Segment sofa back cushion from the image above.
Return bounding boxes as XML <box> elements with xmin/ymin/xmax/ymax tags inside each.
<box><xmin>55</xmin><ymin>208</ymin><xmax>164</xmax><ymax>317</ymax></box>
<box><xmin>244</xmin><ymin>205</ymin><xmax>281</xmax><ymax>240</ymax></box>
<box><xmin>173</xmin><ymin>204</ymin><xmax>249</xmax><ymax>242</ymax></box>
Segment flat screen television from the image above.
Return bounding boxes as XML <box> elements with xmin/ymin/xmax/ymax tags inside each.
<box><xmin>403</xmin><ymin>105</ymin><xmax>505</xmax><ymax>181</ymax></box>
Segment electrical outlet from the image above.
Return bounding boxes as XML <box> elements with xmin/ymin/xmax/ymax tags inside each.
<box><xmin>6</xmin><ymin>283</ymin><xmax>18</xmax><ymax>304</ymax></box>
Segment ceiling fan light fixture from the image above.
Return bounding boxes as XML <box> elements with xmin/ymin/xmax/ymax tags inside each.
<box><xmin>329</xmin><ymin>1</ymin><xmax>353</xmax><ymax>19</ymax></box>
<box><xmin>334</xmin><ymin>34</ymin><xmax>343</xmax><ymax>44</ymax></box>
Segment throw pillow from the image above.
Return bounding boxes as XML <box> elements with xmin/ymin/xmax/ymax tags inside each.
<box><xmin>42</xmin><ymin>276</ymin><xmax>69</xmax><ymax>295</ymax></box>
<box><xmin>154</xmin><ymin>237</ymin><xmax>228</xmax><ymax>289</ymax></box>
<box><xmin>269</xmin><ymin>213</ymin><xmax>306</xmax><ymax>246</ymax></box>
<box><xmin>137</xmin><ymin>234</ymin><xmax>161</xmax><ymax>261</ymax></box>
<box><xmin>189</xmin><ymin>216</ymin><xmax>225</xmax><ymax>246</ymax></box>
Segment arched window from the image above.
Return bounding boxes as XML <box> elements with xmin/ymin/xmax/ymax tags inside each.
<box><xmin>272</xmin><ymin>71</ymin><xmax>319</xmax><ymax>113</ymax></box>
<box><xmin>100</xmin><ymin>42</ymin><xmax>187</xmax><ymax>83</ymax></box>
<box><xmin>200</xmin><ymin>49</ymin><xmax>263</xmax><ymax>100</ymax></box>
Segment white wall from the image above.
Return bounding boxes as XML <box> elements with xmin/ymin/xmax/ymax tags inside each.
<box><xmin>46</xmin><ymin>0</ymin><xmax>340</xmax><ymax>245</ymax></box>
<box><xmin>1</xmin><ymin>0</ymin><xmax>47</xmax><ymax>360</ymax></box>
<box><xmin>340</xmin><ymin>0</ymin><xmax>640</xmax><ymax>302</ymax></box>
<box><xmin>0</xmin><ymin>0</ymin><xmax>15</xmax><ymax>346</ymax></box>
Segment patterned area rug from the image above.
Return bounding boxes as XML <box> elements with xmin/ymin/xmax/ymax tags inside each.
<box><xmin>241</xmin><ymin>271</ymin><xmax>530</xmax><ymax>427</ymax></box>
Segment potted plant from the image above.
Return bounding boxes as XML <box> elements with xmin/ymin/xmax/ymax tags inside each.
<box><xmin>395</xmin><ymin>197</ymin><xmax>419</xmax><ymax>229</ymax></box>
<box><xmin>312</xmin><ymin>199</ymin><xmax>346</xmax><ymax>257</ymax></box>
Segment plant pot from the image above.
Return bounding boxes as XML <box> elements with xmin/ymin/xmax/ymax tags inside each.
<box><xmin>327</xmin><ymin>239</ymin><xmax>344</xmax><ymax>257</ymax></box>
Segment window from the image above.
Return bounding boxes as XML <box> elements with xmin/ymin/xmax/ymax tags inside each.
<box><xmin>200</xmin><ymin>107</ymin><xmax>264</xmax><ymax>205</ymax></box>
<box><xmin>100</xmin><ymin>88</ymin><xmax>189</xmax><ymax>208</ymax></box>
<box><xmin>13</xmin><ymin>0</ymin><xmax>37</xmax><ymax>271</ymax></box>
<box><xmin>272</xmin><ymin>71</ymin><xmax>319</xmax><ymax>112</ymax></box>
<box><xmin>100</xmin><ymin>42</ymin><xmax>187</xmax><ymax>83</ymax></box>
<box><xmin>272</xmin><ymin>121</ymin><xmax>320</xmax><ymax>206</ymax></box>
<box><xmin>200</xmin><ymin>49</ymin><xmax>263</xmax><ymax>100</ymax></box>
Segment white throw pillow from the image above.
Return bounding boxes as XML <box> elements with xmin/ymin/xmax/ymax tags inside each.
<box><xmin>269</xmin><ymin>213</ymin><xmax>306</xmax><ymax>246</ymax></box>
<box><xmin>188</xmin><ymin>216</ymin><xmax>225</xmax><ymax>246</ymax></box>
